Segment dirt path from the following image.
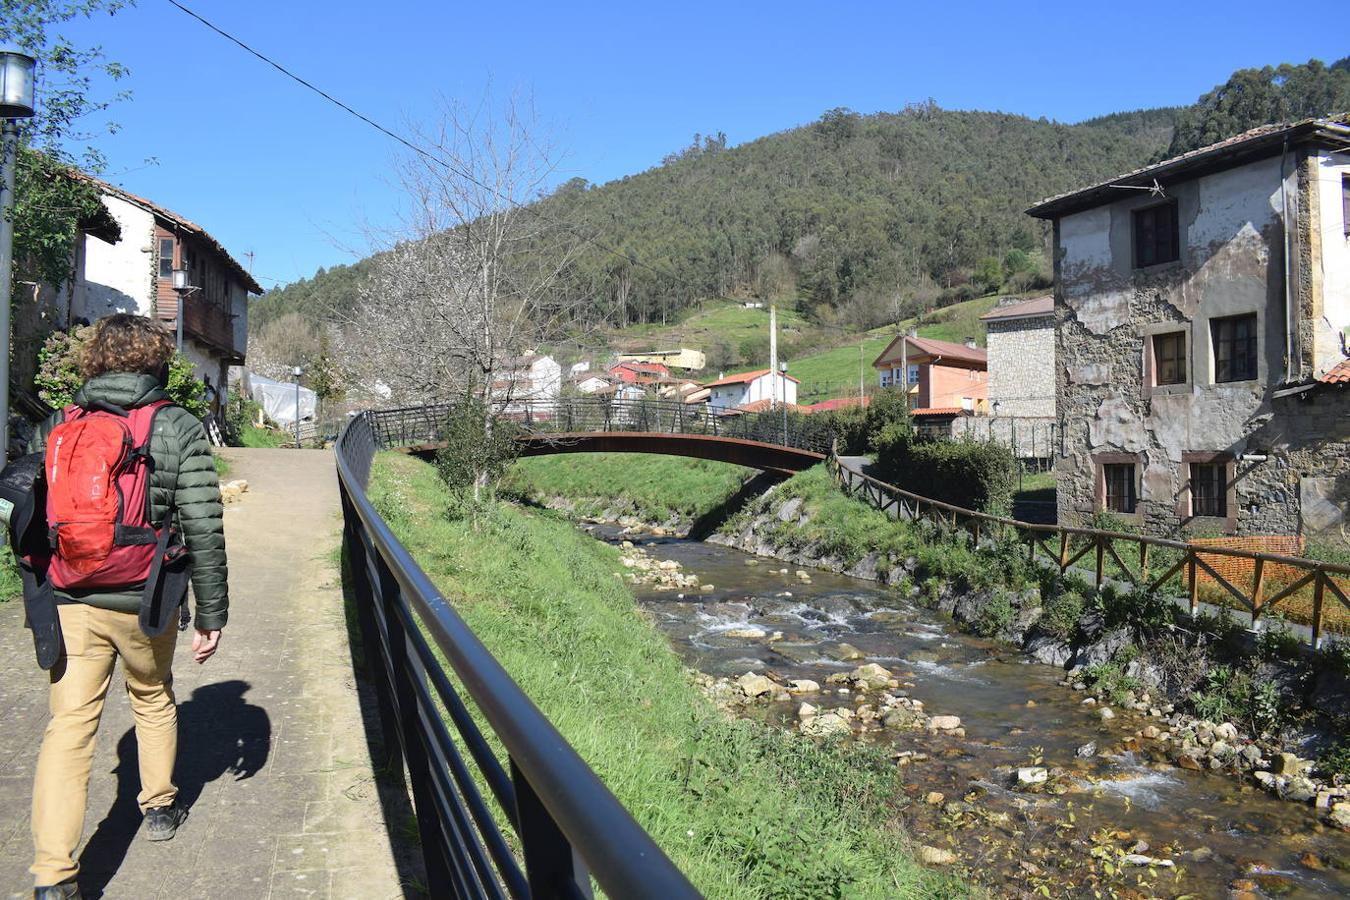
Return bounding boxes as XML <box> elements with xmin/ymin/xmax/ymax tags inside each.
<box><xmin>0</xmin><ymin>448</ymin><xmax>416</xmax><ymax>899</ymax></box>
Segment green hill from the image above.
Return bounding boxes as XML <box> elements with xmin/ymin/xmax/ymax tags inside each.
<box><xmin>251</xmin><ymin>56</ymin><xmax>1349</xmax><ymax>358</ymax></box>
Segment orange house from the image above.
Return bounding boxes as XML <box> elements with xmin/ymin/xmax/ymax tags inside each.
<box><xmin>871</xmin><ymin>335</ymin><xmax>988</xmax><ymax>412</ymax></box>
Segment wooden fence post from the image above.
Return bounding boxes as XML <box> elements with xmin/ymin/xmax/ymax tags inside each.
<box><xmin>1059</xmin><ymin>532</ymin><xmax>1070</xmax><ymax>574</ymax></box>
<box><xmin>1250</xmin><ymin>558</ymin><xmax>1265</xmax><ymax>629</ymax></box>
<box><xmin>1139</xmin><ymin>543</ymin><xmax>1150</xmax><ymax>585</ymax></box>
<box><xmin>1187</xmin><ymin>550</ymin><xmax>1198</xmax><ymax>617</ymax></box>
<box><xmin>1311</xmin><ymin>569</ymin><xmax>1325</xmax><ymax>651</ymax></box>
<box><xmin>1095</xmin><ymin>535</ymin><xmax>1105</xmax><ymax>588</ymax></box>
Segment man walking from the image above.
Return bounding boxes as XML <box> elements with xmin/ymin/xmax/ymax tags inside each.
<box><xmin>26</xmin><ymin>315</ymin><xmax>228</xmax><ymax>899</ymax></box>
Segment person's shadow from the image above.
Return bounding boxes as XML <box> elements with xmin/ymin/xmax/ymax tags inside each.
<box><xmin>77</xmin><ymin>680</ymin><xmax>270</xmax><ymax>898</ymax></box>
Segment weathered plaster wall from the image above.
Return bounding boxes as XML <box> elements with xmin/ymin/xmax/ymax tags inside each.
<box><xmin>73</xmin><ymin>196</ymin><xmax>155</xmax><ymax>322</ymax></box>
<box><xmin>1054</xmin><ymin>154</ymin><xmax>1317</xmax><ymax>536</ymax></box>
<box><xmin>985</xmin><ymin>316</ymin><xmax>1055</xmax><ymax>417</ymax></box>
<box><xmin>1314</xmin><ymin>149</ymin><xmax>1350</xmax><ymax>376</ymax></box>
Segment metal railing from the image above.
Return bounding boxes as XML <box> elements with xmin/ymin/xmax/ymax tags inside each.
<box><xmin>373</xmin><ymin>397</ymin><xmax>836</xmax><ymax>456</ymax></box>
<box><xmin>826</xmin><ymin>450</ymin><xmax>1350</xmax><ymax>647</ymax></box>
<box><xmin>336</xmin><ymin>410</ymin><xmax>701</xmax><ymax>899</ymax></box>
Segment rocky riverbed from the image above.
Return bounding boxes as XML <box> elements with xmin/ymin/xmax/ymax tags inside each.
<box><xmin>597</xmin><ymin>524</ymin><xmax>1350</xmax><ymax>898</ymax></box>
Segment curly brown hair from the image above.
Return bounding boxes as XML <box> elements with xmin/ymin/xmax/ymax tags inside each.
<box><xmin>80</xmin><ymin>314</ymin><xmax>176</xmax><ymax>379</ymax></box>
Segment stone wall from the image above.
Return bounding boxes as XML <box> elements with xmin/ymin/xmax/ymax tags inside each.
<box><xmin>1054</xmin><ymin>153</ymin><xmax>1348</xmax><ymax>540</ymax></box>
<box><xmin>985</xmin><ymin>316</ymin><xmax>1055</xmax><ymax>418</ymax></box>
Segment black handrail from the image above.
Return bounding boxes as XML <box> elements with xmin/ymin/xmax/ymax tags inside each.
<box><xmin>336</xmin><ymin>409</ymin><xmax>702</xmax><ymax>899</ymax></box>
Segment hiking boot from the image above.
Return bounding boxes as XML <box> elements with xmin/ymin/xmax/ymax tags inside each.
<box><xmin>34</xmin><ymin>882</ymin><xmax>81</xmax><ymax>899</ymax></box>
<box><xmin>143</xmin><ymin>803</ymin><xmax>187</xmax><ymax>841</ymax></box>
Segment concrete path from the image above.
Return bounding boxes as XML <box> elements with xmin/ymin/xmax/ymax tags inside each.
<box><xmin>0</xmin><ymin>449</ymin><xmax>419</xmax><ymax>899</ymax></box>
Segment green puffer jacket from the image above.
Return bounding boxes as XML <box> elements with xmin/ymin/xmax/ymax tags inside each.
<box><xmin>30</xmin><ymin>372</ymin><xmax>229</xmax><ymax>630</ymax></box>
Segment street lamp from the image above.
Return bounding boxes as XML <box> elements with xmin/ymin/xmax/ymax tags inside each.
<box><xmin>171</xmin><ymin>267</ymin><xmax>197</xmax><ymax>353</ymax></box>
<box><xmin>292</xmin><ymin>366</ymin><xmax>303</xmax><ymax>448</ymax></box>
<box><xmin>779</xmin><ymin>360</ymin><xmax>789</xmax><ymax>446</ymax></box>
<box><xmin>0</xmin><ymin>47</ymin><xmax>37</xmax><ymax>460</ymax></box>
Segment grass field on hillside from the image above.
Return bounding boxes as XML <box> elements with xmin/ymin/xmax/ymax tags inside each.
<box><xmin>608</xmin><ymin>300</ymin><xmax>810</xmax><ymax>358</ymax></box>
<box><xmin>367</xmin><ymin>453</ymin><xmax>960</xmax><ymax>899</ymax></box>
<box><xmin>503</xmin><ymin>453</ymin><xmax>750</xmax><ymax>523</ymax></box>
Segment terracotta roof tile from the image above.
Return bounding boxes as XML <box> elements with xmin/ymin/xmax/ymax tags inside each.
<box><xmin>911</xmin><ymin>407</ymin><xmax>966</xmax><ymax>417</ymax></box>
<box><xmin>704</xmin><ymin>368</ymin><xmax>801</xmax><ymax>388</ymax></box>
<box><xmin>1319</xmin><ymin>359</ymin><xmax>1350</xmax><ymax>384</ymax></box>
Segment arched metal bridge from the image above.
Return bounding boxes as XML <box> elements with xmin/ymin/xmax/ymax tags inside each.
<box><xmin>372</xmin><ymin>398</ymin><xmax>832</xmax><ymax>475</ymax></box>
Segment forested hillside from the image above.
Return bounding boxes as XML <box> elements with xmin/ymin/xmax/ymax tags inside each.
<box><xmin>252</xmin><ymin>56</ymin><xmax>1349</xmax><ymax>342</ymax></box>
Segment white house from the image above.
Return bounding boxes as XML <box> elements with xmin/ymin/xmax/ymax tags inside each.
<box><xmin>495</xmin><ymin>354</ymin><xmax>562</xmax><ymax>410</ymax></box>
<box><xmin>704</xmin><ymin>368</ymin><xmax>799</xmax><ymax>413</ymax></box>
<box><xmin>574</xmin><ymin>374</ymin><xmax>611</xmax><ymax>394</ymax></box>
<box><xmin>32</xmin><ymin>175</ymin><xmax>260</xmax><ymax>409</ymax></box>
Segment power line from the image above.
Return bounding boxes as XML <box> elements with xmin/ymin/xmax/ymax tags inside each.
<box><xmin>162</xmin><ymin>0</ymin><xmax>695</xmax><ymax>295</ymax></box>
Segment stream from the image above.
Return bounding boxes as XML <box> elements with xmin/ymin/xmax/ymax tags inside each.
<box><xmin>599</xmin><ymin>526</ymin><xmax>1350</xmax><ymax>899</ymax></box>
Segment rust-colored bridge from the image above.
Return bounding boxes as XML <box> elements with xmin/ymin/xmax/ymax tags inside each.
<box><xmin>368</xmin><ymin>399</ymin><xmax>831</xmax><ymax>475</ymax></box>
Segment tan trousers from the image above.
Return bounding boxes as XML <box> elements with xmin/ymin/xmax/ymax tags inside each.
<box><xmin>31</xmin><ymin>603</ymin><xmax>179</xmax><ymax>887</ymax></box>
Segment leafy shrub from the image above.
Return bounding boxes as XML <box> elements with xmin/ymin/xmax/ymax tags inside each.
<box><xmin>1041</xmin><ymin>587</ymin><xmax>1085</xmax><ymax>642</ymax></box>
<box><xmin>874</xmin><ymin>429</ymin><xmax>1016</xmax><ymax>513</ymax></box>
<box><xmin>972</xmin><ymin>590</ymin><xmax>1015</xmax><ymax>638</ymax></box>
<box><xmin>1190</xmin><ymin>664</ymin><xmax>1282</xmax><ymax>738</ymax></box>
<box><xmin>433</xmin><ymin>400</ymin><xmax>521</xmax><ymax>512</ymax></box>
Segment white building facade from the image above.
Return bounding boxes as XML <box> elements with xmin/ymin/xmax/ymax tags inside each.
<box><xmin>704</xmin><ymin>369</ymin><xmax>799</xmax><ymax>413</ymax></box>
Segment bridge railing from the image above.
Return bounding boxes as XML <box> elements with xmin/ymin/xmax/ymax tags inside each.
<box><xmin>336</xmin><ymin>409</ymin><xmax>702</xmax><ymax>899</ymax></box>
<box><xmin>826</xmin><ymin>449</ymin><xmax>1350</xmax><ymax>647</ymax></box>
<box><xmin>368</xmin><ymin>397</ymin><xmax>835</xmax><ymax>456</ymax></box>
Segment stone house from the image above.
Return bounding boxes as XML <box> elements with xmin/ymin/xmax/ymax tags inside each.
<box><xmin>871</xmin><ymin>335</ymin><xmax>988</xmax><ymax>412</ymax></box>
<box><xmin>33</xmin><ymin>175</ymin><xmax>259</xmax><ymax>405</ymax></box>
<box><xmin>952</xmin><ymin>296</ymin><xmax>1057</xmax><ymax>460</ymax></box>
<box><xmin>1027</xmin><ymin>116</ymin><xmax>1350</xmax><ymax>542</ymax></box>
<box><xmin>704</xmin><ymin>368</ymin><xmax>799</xmax><ymax>414</ymax></box>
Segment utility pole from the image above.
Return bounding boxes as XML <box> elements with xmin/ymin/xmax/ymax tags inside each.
<box><xmin>859</xmin><ymin>342</ymin><xmax>865</xmax><ymax>399</ymax></box>
<box><xmin>0</xmin><ymin>48</ymin><xmax>37</xmax><ymax>461</ymax></box>
<box><xmin>768</xmin><ymin>303</ymin><xmax>778</xmax><ymax>411</ymax></box>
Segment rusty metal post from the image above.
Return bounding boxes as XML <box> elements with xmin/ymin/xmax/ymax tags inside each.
<box><xmin>1311</xmin><ymin>569</ymin><xmax>1325</xmax><ymax>650</ymax></box>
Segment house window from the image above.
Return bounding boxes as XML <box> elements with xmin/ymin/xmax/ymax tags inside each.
<box><xmin>1190</xmin><ymin>462</ymin><xmax>1227</xmax><ymax>518</ymax></box>
<box><xmin>1103</xmin><ymin>463</ymin><xmax>1137</xmax><ymax>513</ymax></box>
<box><xmin>908</xmin><ymin>364</ymin><xmax>920</xmax><ymax>385</ymax></box>
<box><xmin>1343</xmin><ymin>174</ymin><xmax>1349</xmax><ymax>238</ymax></box>
<box><xmin>1152</xmin><ymin>332</ymin><xmax>1186</xmax><ymax>386</ymax></box>
<box><xmin>1211</xmin><ymin>313</ymin><xmax>1258</xmax><ymax>382</ymax></box>
<box><xmin>1132</xmin><ymin>201</ymin><xmax>1179</xmax><ymax>268</ymax></box>
<box><xmin>158</xmin><ymin>238</ymin><xmax>174</xmax><ymax>278</ymax></box>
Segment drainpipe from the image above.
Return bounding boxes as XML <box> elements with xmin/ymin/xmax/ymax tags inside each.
<box><xmin>1279</xmin><ymin>137</ymin><xmax>1297</xmax><ymax>385</ymax></box>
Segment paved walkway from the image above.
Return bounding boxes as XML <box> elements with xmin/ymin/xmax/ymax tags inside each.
<box><xmin>0</xmin><ymin>449</ymin><xmax>417</xmax><ymax>899</ymax></box>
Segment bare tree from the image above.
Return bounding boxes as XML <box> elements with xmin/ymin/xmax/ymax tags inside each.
<box><xmin>348</xmin><ymin>93</ymin><xmax>583</xmax><ymax>412</ymax></box>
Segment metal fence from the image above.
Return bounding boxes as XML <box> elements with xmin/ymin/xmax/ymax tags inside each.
<box><xmin>336</xmin><ymin>410</ymin><xmax>701</xmax><ymax>899</ymax></box>
<box><xmin>827</xmin><ymin>452</ymin><xmax>1350</xmax><ymax>646</ymax></box>
<box><xmin>370</xmin><ymin>398</ymin><xmax>836</xmax><ymax>456</ymax></box>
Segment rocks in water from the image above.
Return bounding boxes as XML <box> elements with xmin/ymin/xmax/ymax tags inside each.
<box><xmin>787</xmin><ymin>679</ymin><xmax>820</xmax><ymax>694</ymax></box>
<box><xmin>881</xmin><ymin>705</ymin><xmax>923</xmax><ymax>730</ymax></box>
<box><xmin>927</xmin><ymin>715</ymin><xmax>962</xmax><ymax>732</ymax></box>
<box><xmin>1016</xmin><ymin>766</ymin><xmax>1049</xmax><ymax>787</ymax></box>
<box><xmin>918</xmin><ymin>846</ymin><xmax>957</xmax><ymax>866</ymax></box>
<box><xmin>1141</xmin><ymin>725</ymin><xmax>1161</xmax><ymax>740</ymax></box>
<box><xmin>1177</xmin><ymin>754</ymin><xmax>1203</xmax><ymax>772</ymax></box>
<box><xmin>722</xmin><ymin>626</ymin><xmax>767</xmax><ymax>640</ymax></box>
<box><xmin>736</xmin><ymin>672</ymin><xmax>774</xmax><ymax>699</ymax></box>
<box><xmin>1272</xmin><ymin>752</ymin><xmax>1312</xmax><ymax>777</ymax></box>
<box><xmin>1329</xmin><ymin>801</ymin><xmax>1350</xmax><ymax>831</ymax></box>
<box><xmin>1280</xmin><ymin>776</ymin><xmax>1318</xmax><ymax>803</ymax></box>
<box><xmin>829</xmin><ymin>663</ymin><xmax>899</xmax><ymax>693</ymax></box>
<box><xmin>1121</xmin><ymin>854</ymin><xmax>1173</xmax><ymax>868</ymax></box>
<box><xmin>924</xmin><ymin>791</ymin><xmax>945</xmax><ymax>806</ymax></box>
<box><xmin>800</xmin><ymin>711</ymin><xmax>851</xmax><ymax>737</ymax></box>
<box><xmin>1075</xmin><ymin>742</ymin><xmax>1097</xmax><ymax>759</ymax></box>
<box><xmin>1097</xmin><ymin>707</ymin><xmax>1115</xmax><ymax>721</ymax></box>
<box><xmin>828</xmin><ymin>642</ymin><xmax>865</xmax><ymax>661</ymax></box>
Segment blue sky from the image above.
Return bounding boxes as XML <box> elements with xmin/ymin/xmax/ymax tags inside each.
<box><xmin>47</xmin><ymin>1</ymin><xmax>1348</xmax><ymax>290</ymax></box>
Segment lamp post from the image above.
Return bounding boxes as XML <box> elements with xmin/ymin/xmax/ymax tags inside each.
<box><xmin>171</xmin><ymin>267</ymin><xmax>197</xmax><ymax>353</ymax></box>
<box><xmin>779</xmin><ymin>360</ymin><xmax>789</xmax><ymax>446</ymax></box>
<box><xmin>0</xmin><ymin>47</ymin><xmax>37</xmax><ymax>460</ymax></box>
<box><xmin>292</xmin><ymin>366</ymin><xmax>302</xmax><ymax>448</ymax></box>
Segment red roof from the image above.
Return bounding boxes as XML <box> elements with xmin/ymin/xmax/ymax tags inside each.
<box><xmin>872</xmin><ymin>335</ymin><xmax>987</xmax><ymax>370</ymax></box>
<box><xmin>980</xmin><ymin>296</ymin><xmax>1053</xmax><ymax>321</ymax></box>
<box><xmin>803</xmin><ymin>396</ymin><xmax>870</xmax><ymax>414</ymax></box>
<box><xmin>704</xmin><ymin>368</ymin><xmax>801</xmax><ymax>388</ymax></box>
<box><xmin>911</xmin><ymin>407</ymin><xmax>967</xmax><ymax>417</ymax></box>
<box><xmin>727</xmin><ymin>399</ymin><xmax>808</xmax><ymax>415</ymax></box>
<box><xmin>1319</xmin><ymin>359</ymin><xmax>1350</xmax><ymax>384</ymax></box>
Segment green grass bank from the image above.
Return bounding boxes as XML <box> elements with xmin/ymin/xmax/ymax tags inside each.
<box><xmin>368</xmin><ymin>452</ymin><xmax>962</xmax><ymax>899</ymax></box>
<box><xmin>502</xmin><ymin>453</ymin><xmax>751</xmax><ymax>525</ymax></box>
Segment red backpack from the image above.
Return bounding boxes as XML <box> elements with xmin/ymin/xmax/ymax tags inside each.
<box><xmin>45</xmin><ymin>400</ymin><xmax>171</xmax><ymax>591</ymax></box>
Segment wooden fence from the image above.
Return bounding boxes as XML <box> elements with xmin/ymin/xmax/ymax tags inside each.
<box><xmin>826</xmin><ymin>449</ymin><xmax>1350</xmax><ymax>646</ymax></box>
